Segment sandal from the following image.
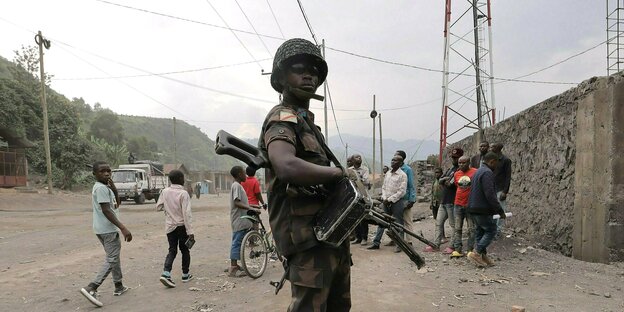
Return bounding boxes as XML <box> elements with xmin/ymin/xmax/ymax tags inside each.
<box><xmin>227</xmin><ymin>266</ymin><xmax>247</xmax><ymax>278</ymax></box>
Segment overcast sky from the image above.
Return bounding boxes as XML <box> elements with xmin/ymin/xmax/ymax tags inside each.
<box><xmin>0</xmin><ymin>0</ymin><xmax>606</xmax><ymax>147</ymax></box>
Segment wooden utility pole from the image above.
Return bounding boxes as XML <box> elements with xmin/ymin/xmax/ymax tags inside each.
<box><xmin>36</xmin><ymin>31</ymin><xmax>53</xmax><ymax>194</ymax></box>
<box><xmin>371</xmin><ymin>95</ymin><xmax>377</xmax><ymax>191</ymax></box>
<box><xmin>173</xmin><ymin>117</ymin><xmax>177</xmax><ymax>164</ymax></box>
<box><xmin>379</xmin><ymin>113</ymin><xmax>384</xmax><ymax>184</ymax></box>
<box><xmin>345</xmin><ymin>143</ymin><xmax>349</xmax><ymax>162</ymax></box>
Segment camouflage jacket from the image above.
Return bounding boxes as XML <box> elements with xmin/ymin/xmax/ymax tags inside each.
<box><xmin>258</xmin><ymin>102</ymin><xmax>329</xmax><ymax>257</ymax></box>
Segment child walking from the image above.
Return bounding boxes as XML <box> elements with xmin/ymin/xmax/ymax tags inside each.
<box><xmin>80</xmin><ymin>161</ymin><xmax>132</xmax><ymax>307</ymax></box>
<box><xmin>157</xmin><ymin>169</ymin><xmax>195</xmax><ymax>288</ymax></box>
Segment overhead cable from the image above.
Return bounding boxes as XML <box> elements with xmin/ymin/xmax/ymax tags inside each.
<box><xmin>54</xmin><ymin>43</ymin><xmax>191</xmax><ymax>119</ymax></box>
<box><xmin>54</xmin><ymin>58</ymin><xmax>271</xmax><ymax>80</ymax></box>
<box><xmin>265</xmin><ymin>0</ymin><xmax>285</xmax><ymax>38</ymax></box>
<box><xmin>52</xmin><ymin>39</ymin><xmax>275</xmax><ymax>104</ymax></box>
<box><xmin>234</xmin><ymin>0</ymin><xmax>273</xmax><ymax>56</ymax></box>
<box><xmin>205</xmin><ymin>0</ymin><xmax>264</xmax><ymax>70</ymax></box>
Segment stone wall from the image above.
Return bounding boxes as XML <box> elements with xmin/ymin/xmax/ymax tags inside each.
<box><xmin>446</xmin><ymin>74</ymin><xmax>624</xmax><ymax>261</ymax></box>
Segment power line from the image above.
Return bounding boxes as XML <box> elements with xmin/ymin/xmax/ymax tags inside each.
<box><xmin>325</xmin><ymin>46</ymin><xmax>580</xmax><ymax>85</ymax></box>
<box><xmin>296</xmin><ymin>0</ymin><xmax>319</xmax><ymax>45</ymax></box>
<box><xmin>94</xmin><ymin>0</ymin><xmax>284</xmax><ymax>40</ymax></box>
<box><xmin>91</xmin><ymin>2</ymin><xmax>596</xmax><ymax>86</ymax></box>
<box><xmin>234</xmin><ymin>0</ymin><xmax>273</xmax><ymax>57</ymax></box>
<box><xmin>325</xmin><ymin>80</ymin><xmax>346</xmax><ymax>148</ymax></box>
<box><xmin>205</xmin><ymin>0</ymin><xmax>264</xmax><ymax>70</ymax></box>
<box><xmin>51</xmin><ymin>40</ymin><xmax>275</xmax><ymax>104</ymax></box>
<box><xmin>265</xmin><ymin>0</ymin><xmax>285</xmax><ymax>38</ymax></box>
<box><xmin>54</xmin><ymin>43</ymin><xmax>191</xmax><ymax>119</ymax></box>
<box><xmin>54</xmin><ymin>58</ymin><xmax>271</xmax><ymax>80</ymax></box>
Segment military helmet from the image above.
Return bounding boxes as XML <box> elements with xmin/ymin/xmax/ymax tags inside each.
<box><xmin>270</xmin><ymin>38</ymin><xmax>328</xmax><ymax>93</ymax></box>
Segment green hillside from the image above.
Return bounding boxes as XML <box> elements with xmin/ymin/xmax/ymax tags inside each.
<box><xmin>0</xmin><ymin>48</ymin><xmax>238</xmax><ymax>190</ymax></box>
<box><xmin>118</xmin><ymin>115</ymin><xmax>238</xmax><ymax>171</ymax></box>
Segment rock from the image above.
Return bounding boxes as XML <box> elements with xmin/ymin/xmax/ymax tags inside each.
<box><xmin>604</xmin><ymin>292</ymin><xmax>611</xmax><ymax>298</ymax></box>
<box><xmin>531</xmin><ymin>271</ymin><xmax>551</xmax><ymax>276</ymax></box>
<box><xmin>511</xmin><ymin>306</ymin><xmax>525</xmax><ymax>312</ymax></box>
<box><xmin>189</xmin><ymin>287</ymin><xmax>203</xmax><ymax>291</ymax></box>
<box><xmin>518</xmin><ymin>248</ymin><xmax>527</xmax><ymax>254</ymax></box>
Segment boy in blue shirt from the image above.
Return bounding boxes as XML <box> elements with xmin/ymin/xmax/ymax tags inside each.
<box><xmin>80</xmin><ymin>161</ymin><xmax>133</xmax><ymax>307</ymax></box>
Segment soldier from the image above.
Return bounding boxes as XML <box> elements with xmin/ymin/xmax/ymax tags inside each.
<box><xmin>259</xmin><ymin>38</ymin><xmax>350</xmax><ymax>311</ymax></box>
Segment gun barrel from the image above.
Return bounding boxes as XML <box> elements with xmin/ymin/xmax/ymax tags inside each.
<box><xmin>215</xmin><ymin>130</ymin><xmax>269</xmax><ymax>171</ymax></box>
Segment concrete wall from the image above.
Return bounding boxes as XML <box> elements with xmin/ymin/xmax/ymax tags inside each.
<box><xmin>447</xmin><ymin>73</ymin><xmax>624</xmax><ymax>262</ymax></box>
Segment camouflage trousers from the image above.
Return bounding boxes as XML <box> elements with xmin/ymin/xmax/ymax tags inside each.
<box><xmin>287</xmin><ymin>243</ymin><xmax>351</xmax><ymax>312</ymax></box>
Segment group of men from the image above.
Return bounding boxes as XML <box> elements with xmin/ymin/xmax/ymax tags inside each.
<box><xmin>428</xmin><ymin>141</ymin><xmax>512</xmax><ymax>267</ymax></box>
<box><xmin>345</xmin><ymin>151</ymin><xmax>417</xmax><ymax>251</ymax></box>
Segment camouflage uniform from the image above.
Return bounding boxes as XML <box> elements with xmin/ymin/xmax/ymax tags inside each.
<box><xmin>259</xmin><ymin>103</ymin><xmax>351</xmax><ymax>312</ymax></box>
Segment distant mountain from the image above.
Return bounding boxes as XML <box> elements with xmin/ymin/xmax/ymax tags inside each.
<box><xmin>327</xmin><ymin>133</ymin><xmax>439</xmax><ymax>167</ymax></box>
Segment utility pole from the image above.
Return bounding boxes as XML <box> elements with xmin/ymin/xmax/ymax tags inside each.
<box><xmin>345</xmin><ymin>143</ymin><xmax>349</xmax><ymax>161</ymax></box>
<box><xmin>322</xmin><ymin>39</ymin><xmax>328</xmax><ymax>142</ymax></box>
<box><xmin>378</xmin><ymin>113</ymin><xmax>384</xmax><ymax>185</ymax></box>
<box><xmin>35</xmin><ymin>31</ymin><xmax>52</xmax><ymax>194</ymax></box>
<box><xmin>370</xmin><ymin>95</ymin><xmax>378</xmax><ymax>191</ymax></box>
<box><xmin>173</xmin><ymin>117</ymin><xmax>177</xmax><ymax>164</ymax></box>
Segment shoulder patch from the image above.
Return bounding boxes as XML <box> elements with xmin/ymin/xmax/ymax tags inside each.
<box><xmin>279</xmin><ymin>110</ymin><xmax>298</xmax><ymax>124</ymax></box>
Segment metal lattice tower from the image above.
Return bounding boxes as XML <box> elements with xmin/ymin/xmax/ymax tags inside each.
<box><xmin>607</xmin><ymin>0</ymin><xmax>624</xmax><ymax>75</ymax></box>
<box><xmin>439</xmin><ymin>0</ymin><xmax>496</xmax><ymax>163</ymax></box>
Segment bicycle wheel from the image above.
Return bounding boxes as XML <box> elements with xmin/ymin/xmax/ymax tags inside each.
<box><xmin>240</xmin><ymin>231</ymin><xmax>268</xmax><ymax>278</ymax></box>
<box><xmin>265</xmin><ymin>231</ymin><xmax>283</xmax><ymax>262</ymax></box>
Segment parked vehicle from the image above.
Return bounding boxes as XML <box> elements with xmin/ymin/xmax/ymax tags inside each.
<box><xmin>112</xmin><ymin>161</ymin><xmax>168</xmax><ymax>204</ymax></box>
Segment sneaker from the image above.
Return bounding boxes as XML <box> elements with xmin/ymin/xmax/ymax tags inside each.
<box><xmin>182</xmin><ymin>274</ymin><xmax>194</xmax><ymax>283</ymax></box>
<box><xmin>360</xmin><ymin>239</ymin><xmax>368</xmax><ymax>246</ymax></box>
<box><xmin>80</xmin><ymin>287</ymin><xmax>103</xmax><ymax>307</ymax></box>
<box><xmin>450</xmin><ymin>250</ymin><xmax>464</xmax><ymax>258</ymax></box>
<box><xmin>394</xmin><ymin>246</ymin><xmax>401</xmax><ymax>253</ymax></box>
<box><xmin>384</xmin><ymin>240</ymin><xmax>396</xmax><ymax>247</ymax></box>
<box><xmin>159</xmin><ymin>274</ymin><xmax>176</xmax><ymax>288</ymax></box>
<box><xmin>442</xmin><ymin>247</ymin><xmax>455</xmax><ymax>254</ymax></box>
<box><xmin>113</xmin><ymin>285</ymin><xmax>130</xmax><ymax>296</ymax></box>
<box><xmin>351</xmin><ymin>238</ymin><xmax>362</xmax><ymax>245</ymax></box>
<box><xmin>482</xmin><ymin>254</ymin><xmax>495</xmax><ymax>267</ymax></box>
<box><xmin>423</xmin><ymin>245</ymin><xmax>438</xmax><ymax>252</ymax></box>
<box><xmin>366</xmin><ymin>244</ymin><xmax>380</xmax><ymax>250</ymax></box>
<box><xmin>441</xmin><ymin>238</ymin><xmax>449</xmax><ymax>244</ymax></box>
<box><xmin>467</xmin><ymin>251</ymin><xmax>487</xmax><ymax>267</ymax></box>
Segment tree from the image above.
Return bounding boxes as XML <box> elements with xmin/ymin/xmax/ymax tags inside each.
<box><xmin>126</xmin><ymin>136</ymin><xmax>159</xmax><ymax>160</ymax></box>
<box><xmin>89</xmin><ymin>110</ymin><xmax>124</xmax><ymax>145</ymax></box>
<box><xmin>11</xmin><ymin>45</ymin><xmax>53</xmax><ymax>87</ymax></box>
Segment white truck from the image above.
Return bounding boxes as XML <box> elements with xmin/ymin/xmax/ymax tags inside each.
<box><xmin>112</xmin><ymin>162</ymin><xmax>169</xmax><ymax>204</ymax></box>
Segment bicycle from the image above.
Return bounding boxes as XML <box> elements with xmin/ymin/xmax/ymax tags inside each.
<box><xmin>239</xmin><ymin>209</ymin><xmax>283</xmax><ymax>279</ymax></box>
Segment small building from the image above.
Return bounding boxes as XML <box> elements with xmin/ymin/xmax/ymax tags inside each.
<box><xmin>0</xmin><ymin>128</ymin><xmax>34</xmax><ymax>188</ymax></box>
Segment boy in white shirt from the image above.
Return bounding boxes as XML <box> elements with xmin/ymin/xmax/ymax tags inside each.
<box><xmin>157</xmin><ymin>169</ymin><xmax>194</xmax><ymax>287</ymax></box>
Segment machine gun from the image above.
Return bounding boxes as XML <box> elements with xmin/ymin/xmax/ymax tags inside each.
<box><xmin>214</xmin><ymin>130</ymin><xmax>433</xmax><ymax>292</ymax></box>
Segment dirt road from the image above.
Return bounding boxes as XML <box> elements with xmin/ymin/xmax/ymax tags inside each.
<box><xmin>0</xmin><ymin>190</ymin><xmax>623</xmax><ymax>311</ymax></box>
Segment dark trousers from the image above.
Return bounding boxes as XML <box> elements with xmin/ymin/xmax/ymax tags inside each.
<box><xmin>163</xmin><ymin>226</ymin><xmax>190</xmax><ymax>274</ymax></box>
<box><xmin>472</xmin><ymin>215</ymin><xmax>497</xmax><ymax>255</ymax></box>
<box><xmin>354</xmin><ymin>221</ymin><xmax>368</xmax><ymax>241</ymax></box>
<box><xmin>288</xmin><ymin>244</ymin><xmax>351</xmax><ymax>312</ymax></box>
